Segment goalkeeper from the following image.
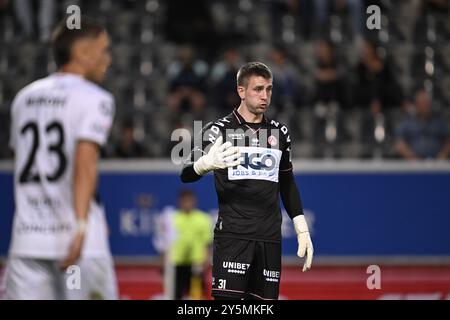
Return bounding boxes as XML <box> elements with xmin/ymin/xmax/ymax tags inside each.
<box><xmin>181</xmin><ymin>62</ymin><xmax>313</xmax><ymax>300</ymax></box>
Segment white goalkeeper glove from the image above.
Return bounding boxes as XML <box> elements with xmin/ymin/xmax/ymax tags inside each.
<box><xmin>293</xmin><ymin>215</ymin><xmax>314</xmax><ymax>272</ymax></box>
<box><xmin>193</xmin><ymin>136</ymin><xmax>241</xmax><ymax>175</ymax></box>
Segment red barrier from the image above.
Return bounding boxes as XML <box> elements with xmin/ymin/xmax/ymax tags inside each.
<box><xmin>1</xmin><ymin>264</ymin><xmax>448</xmax><ymax>299</ymax></box>
<box><xmin>117</xmin><ymin>265</ymin><xmax>450</xmax><ymax>300</ymax></box>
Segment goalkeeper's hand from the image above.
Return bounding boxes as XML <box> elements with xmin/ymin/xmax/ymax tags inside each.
<box><xmin>193</xmin><ymin>136</ymin><xmax>241</xmax><ymax>175</ymax></box>
<box><xmin>293</xmin><ymin>215</ymin><xmax>314</xmax><ymax>272</ymax></box>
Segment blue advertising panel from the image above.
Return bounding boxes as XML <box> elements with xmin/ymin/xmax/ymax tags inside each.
<box><xmin>1</xmin><ymin>168</ymin><xmax>449</xmax><ymax>257</ymax></box>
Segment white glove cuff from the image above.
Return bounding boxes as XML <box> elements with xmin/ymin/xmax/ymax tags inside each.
<box><xmin>293</xmin><ymin>215</ymin><xmax>309</xmax><ymax>234</ymax></box>
<box><xmin>193</xmin><ymin>156</ymin><xmax>209</xmax><ymax>176</ymax></box>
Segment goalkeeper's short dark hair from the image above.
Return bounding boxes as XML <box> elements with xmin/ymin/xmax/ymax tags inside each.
<box><xmin>236</xmin><ymin>62</ymin><xmax>273</xmax><ymax>88</ymax></box>
<box><xmin>51</xmin><ymin>16</ymin><xmax>106</xmax><ymax>68</ymax></box>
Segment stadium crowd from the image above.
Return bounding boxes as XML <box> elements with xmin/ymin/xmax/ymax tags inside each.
<box><xmin>1</xmin><ymin>0</ymin><xmax>449</xmax><ymax>160</ymax></box>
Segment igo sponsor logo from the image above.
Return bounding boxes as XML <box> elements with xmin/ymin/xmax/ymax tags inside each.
<box><xmin>240</xmin><ymin>152</ymin><xmax>277</xmax><ymax>171</ymax></box>
<box><xmin>228</xmin><ymin>147</ymin><xmax>282</xmax><ymax>182</ymax></box>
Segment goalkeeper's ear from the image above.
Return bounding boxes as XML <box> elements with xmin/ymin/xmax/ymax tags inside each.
<box><xmin>237</xmin><ymin>85</ymin><xmax>246</xmax><ymax>100</ymax></box>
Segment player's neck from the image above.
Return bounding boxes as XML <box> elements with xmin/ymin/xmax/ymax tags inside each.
<box><xmin>58</xmin><ymin>63</ymin><xmax>87</xmax><ymax>79</ymax></box>
<box><xmin>237</xmin><ymin>104</ymin><xmax>264</xmax><ymax>123</ymax></box>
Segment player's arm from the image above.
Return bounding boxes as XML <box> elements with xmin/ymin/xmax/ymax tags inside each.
<box><xmin>181</xmin><ymin>124</ymin><xmax>240</xmax><ymax>183</ymax></box>
<box><xmin>61</xmin><ymin>93</ymin><xmax>115</xmax><ymax>269</ymax></box>
<box><xmin>181</xmin><ymin>163</ymin><xmax>203</xmax><ymax>183</ymax></box>
<box><xmin>279</xmin><ymin>170</ymin><xmax>313</xmax><ymax>272</ymax></box>
<box><xmin>279</xmin><ymin>169</ymin><xmax>303</xmax><ymax>220</ymax></box>
<box><xmin>181</xmin><ymin>123</ymin><xmax>212</xmax><ymax>183</ymax></box>
<box><xmin>279</xmin><ymin>128</ymin><xmax>313</xmax><ymax>272</ymax></box>
<box><xmin>60</xmin><ymin>141</ymin><xmax>99</xmax><ymax>269</ymax></box>
<box><xmin>74</xmin><ymin>141</ymin><xmax>99</xmax><ymax>222</ymax></box>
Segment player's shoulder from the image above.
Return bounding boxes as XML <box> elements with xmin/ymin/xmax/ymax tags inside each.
<box><xmin>77</xmin><ymin>79</ymin><xmax>114</xmax><ymax>102</ymax></box>
<box><xmin>194</xmin><ymin>113</ymin><xmax>234</xmax><ymax>146</ymax></box>
<box><xmin>71</xmin><ymin>79</ymin><xmax>115</xmax><ymax>119</ymax></box>
<box><xmin>15</xmin><ymin>74</ymin><xmax>113</xmax><ymax>103</ymax></box>
<box><xmin>213</xmin><ymin>112</ymin><xmax>234</xmax><ymax>128</ymax></box>
<box><xmin>266</xmin><ymin>116</ymin><xmax>291</xmax><ymax>136</ymax></box>
<box><xmin>264</xmin><ymin>115</ymin><xmax>292</xmax><ymax>146</ymax></box>
<box><xmin>11</xmin><ymin>77</ymin><xmax>54</xmax><ymax>115</ymax></box>
<box><xmin>202</xmin><ymin>113</ymin><xmax>234</xmax><ymax>132</ymax></box>
<box><xmin>200</xmin><ymin>121</ymin><xmax>214</xmax><ymax>132</ymax></box>
<box><xmin>13</xmin><ymin>76</ymin><xmax>52</xmax><ymax>101</ymax></box>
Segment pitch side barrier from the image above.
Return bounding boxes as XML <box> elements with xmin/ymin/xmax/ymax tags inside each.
<box><xmin>1</xmin><ymin>160</ymin><xmax>449</xmax><ymax>265</ymax></box>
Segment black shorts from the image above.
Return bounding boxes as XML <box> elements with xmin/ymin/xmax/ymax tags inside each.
<box><xmin>211</xmin><ymin>236</ymin><xmax>281</xmax><ymax>300</ymax></box>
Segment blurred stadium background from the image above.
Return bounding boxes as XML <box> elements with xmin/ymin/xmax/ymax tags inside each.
<box><xmin>0</xmin><ymin>0</ymin><xmax>450</xmax><ymax>299</ymax></box>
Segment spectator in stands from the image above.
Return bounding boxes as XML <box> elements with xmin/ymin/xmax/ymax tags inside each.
<box><xmin>164</xmin><ymin>0</ymin><xmax>216</xmax><ymax>50</ymax></box>
<box><xmin>359</xmin><ymin>99</ymin><xmax>393</xmax><ymax>158</ymax></box>
<box><xmin>340</xmin><ymin>0</ymin><xmax>364</xmax><ymax>39</ymax></box>
<box><xmin>354</xmin><ymin>40</ymin><xmax>403</xmax><ymax>111</ymax></box>
<box><xmin>396</xmin><ymin>89</ymin><xmax>450</xmax><ymax>160</ymax></box>
<box><xmin>353</xmin><ymin>40</ymin><xmax>402</xmax><ymax>156</ymax></box>
<box><xmin>0</xmin><ymin>0</ymin><xmax>10</xmax><ymax>16</ymax></box>
<box><xmin>270</xmin><ymin>0</ymin><xmax>363</xmax><ymax>41</ymax></box>
<box><xmin>320</xmin><ymin>0</ymin><xmax>364</xmax><ymax>41</ymax></box>
<box><xmin>270</xmin><ymin>0</ymin><xmax>315</xmax><ymax>40</ymax></box>
<box><xmin>312</xmin><ymin>40</ymin><xmax>348</xmax><ymax>146</ymax></box>
<box><xmin>267</xmin><ymin>45</ymin><xmax>301</xmax><ymax>116</ymax></box>
<box><xmin>167</xmin><ymin>45</ymin><xmax>208</xmax><ymax>119</ymax></box>
<box><xmin>313</xmin><ymin>40</ymin><xmax>347</xmax><ymax>108</ymax></box>
<box><xmin>113</xmin><ymin>119</ymin><xmax>146</xmax><ymax>158</ymax></box>
<box><xmin>13</xmin><ymin>0</ymin><xmax>56</xmax><ymax>42</ymax></box>
<box><xmin>413</xmin><ymin>0</ymin><xmax>449</xmax><ymax>42</ymax></box>
<box><xmin>210</xmin><ymin>46</ymin><xmax>243</xmax><ymax>113</ymax></box>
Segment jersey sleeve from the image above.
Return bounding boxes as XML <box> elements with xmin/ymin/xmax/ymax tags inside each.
<box><xmin>180</xmin><ymin>122</ymin><xmax>217</xmax><ymax>183</ymax></box>
<box><xmin>75</xmin><ymin>92</ymin><xmax>115</xmax><ymax>146</ymax></box>
<box><xmin>184</xmin><ymin>121</ymin><xmax>217</xmax><ymax>165</ymax></box>
<box><xmin>279</xmin><ymin>124</ymin><xmax>293</xmax><ymax>171</ymax></box>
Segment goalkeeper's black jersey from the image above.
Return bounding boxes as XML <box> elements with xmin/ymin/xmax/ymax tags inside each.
<box><xmin>184</xmin><ymin>108</ymin><xmax>293</xmax><ymax>243</ymax></box>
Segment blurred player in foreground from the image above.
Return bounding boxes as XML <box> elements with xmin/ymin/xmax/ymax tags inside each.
<box><xmin>181</xmin><ymin>62</ymin><xmax>313</xmax><ymax>300</ymax></box>
<box><xmin>5</xmin><ymin>17</ymin><xmax>117</xmax><ymax>299</ymax></box>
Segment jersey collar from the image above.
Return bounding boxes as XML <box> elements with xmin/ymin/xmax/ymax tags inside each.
<box><xmin>52</xmin><ymin>72</ymin><xmax>87</xmax><ymax>84</ymax></box>
<box><xmin>231</xmin><ymin>108</ymin><xmax>269</xmax><ymax>126</ymax></box>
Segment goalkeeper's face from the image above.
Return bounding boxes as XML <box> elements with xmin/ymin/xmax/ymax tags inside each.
<box><xmin>238</xmin><ymin>75</ymin><xmax>272</xmax><ymax>115</ymax></box>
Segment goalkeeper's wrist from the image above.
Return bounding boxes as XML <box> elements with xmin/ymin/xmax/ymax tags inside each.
<box><xmin>193</xmin><ymin>156</ymin><xmax>210</xmax><ymax>176</ymax></box>
<box><xmin>293</xmin><ymin>215</ymin><xmax>309</xmax><ymax>234</ymax></box>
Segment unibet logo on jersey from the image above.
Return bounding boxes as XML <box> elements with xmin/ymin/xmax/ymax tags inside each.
<box><xmin>228</xmin><ymin>147</ymin><xmax>282</xmax><ymax>182</ymax></box>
